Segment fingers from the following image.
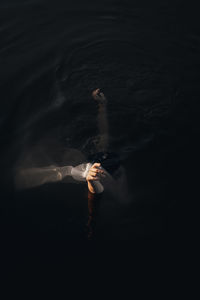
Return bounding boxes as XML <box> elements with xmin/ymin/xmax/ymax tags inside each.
<box><xmin>91</xmin><ymin>164</ymin><xmax>104</xmax><ymax>174</ymax></box>
<box><xmin>90</xmin><ymin>168</ymin><xmax>104</xmax><ymax>174</ymax></box>
<box><xmin>89</xmin><ymin>171</ymin><xmax>99</xmax><ymax>177</ymax></box>
<box><xmin>89</xmin><ymin>169</ymin><xmax>104</xmax><ymax>176</ymax></box>
<box><xmin>87</xmin><ymin>174</ymin><xmax>100</xmax><ymax>181</ymax></box>
<box><xmin>92</xmin><ymin>89</ymin><xmax>100</xmax><ymax>98</ymax></box>
<box><xmin>92</xmin><ymin>162</ymin><xmax>101</xmax><ymax>168</ymax></box>
<box><xmin>91</xmin><ymin>89</ymin><xmax>106</xmax><ymax>102</ymax></box>
<box><xmin>86</xmin><ymin>162</ymin><xmax>106</xmax><ymax>182</ymax></box>
<box><xmin>89</xmin><ymin>171</ymin><xmax>106</xmax><ymax>179</ymax></box>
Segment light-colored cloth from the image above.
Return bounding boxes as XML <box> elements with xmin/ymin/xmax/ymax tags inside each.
<box><xmin>15</xmin><ymin>161</ymin><xmax>130</xmax><ymax>203</ymax></box>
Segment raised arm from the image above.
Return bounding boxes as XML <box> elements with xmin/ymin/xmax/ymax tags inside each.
<box><xmin>92</xmin><ymin>89</ymin><xmax>109</xmax><ymax>153</ymax></box>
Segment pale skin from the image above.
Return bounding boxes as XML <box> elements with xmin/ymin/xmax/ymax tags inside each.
<box><xmin>86</xmin><ymin>162</ymin><xmax>105</xmax><ymax>193</ymax></box>
<box><xmin>86</xmin><ymin>89</ymin><xmax>130</xmax><ymax>238</ymax></box>
<box><xmin>91</xmin><ymin>88</ymin><xmax>107</xmax><ymax>104</ymax></box>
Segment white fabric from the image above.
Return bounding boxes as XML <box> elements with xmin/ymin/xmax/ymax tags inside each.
<box><xmin>71</xmin><ymin>162</ymin><xmax>104</xmax><ymax>193</ymax></box>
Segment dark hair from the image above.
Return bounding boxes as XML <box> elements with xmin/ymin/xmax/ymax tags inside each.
<box><xmin>88</xmin><ymin>152</ymin><xmax>121</xmax><ymax>175</ymax></box>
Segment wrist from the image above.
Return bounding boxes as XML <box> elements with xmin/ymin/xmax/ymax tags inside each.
<box><xmin>87</xmin><ymin>181</ymin><xmax>96</xmax><ymax>194</ymax></box>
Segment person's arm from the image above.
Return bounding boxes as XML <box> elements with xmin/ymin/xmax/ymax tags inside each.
<box><xmin>92</xmin><ymin>89</ymin><xmax>109</xmax><ymax>153</ymax></box>
<box><xmin>15</xmin><ymin>165</ymin><xmax>72</xmax><ymax>190</ymax></box>
<box><xmin>87</xmin><ymin>180</ymin><xmax>99</xmax><ymax>194</ymax></box>
<box><xmin>87</xmin><ymin>189</ymin><xmax>102</xmax><ymax>239</ymax></box>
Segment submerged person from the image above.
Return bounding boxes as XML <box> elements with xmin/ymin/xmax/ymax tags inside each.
<box><xmin>15</xmin><ymin>88</ymin><xmax>130</xmax><ymax>238</ymax></box>
<box><xmin>83</xmin><ymin>88</ymin><xmax>130</xmax><ymax>238</ymax></box>
<box><xmin>86</xmin><ymin>89</ymin><xmax>124</xmax><ymax>192</ymax></box>
<box><xmin>69</xmin><ymin>88</ymin><xmax>129</xmax><ymax>199</ymax></box>
<box><xmin>15</xmin><ymin>88</ymin><xmax>128</xmax><ymax>198</ymax></box>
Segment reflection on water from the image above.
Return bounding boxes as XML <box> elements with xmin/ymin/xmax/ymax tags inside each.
<box><xmin>87</xmin><ymin>191</ymin><xmax>102</xmax><ymax>240</ymax></box>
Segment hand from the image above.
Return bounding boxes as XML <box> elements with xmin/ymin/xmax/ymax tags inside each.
<box><xmin>91</xmin><ymin>88</ymin><xmax>107</xmax><ymax>104</ymax></box>
<box><xmin>86</xmin><ymin>163</ymin><xmax>105</xmax><ymax>182</ymax></box>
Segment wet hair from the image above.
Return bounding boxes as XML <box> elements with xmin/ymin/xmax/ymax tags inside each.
<box><xmin>88</xmin><ymin>152</ymin><xmax>121</xmax><ymax>175</ymax></box>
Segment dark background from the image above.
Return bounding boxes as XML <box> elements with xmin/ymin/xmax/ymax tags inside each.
<box><xmin>0</xmin><ymin>0</ymin><xmax>200</xmax><ymax>267</ymax></box>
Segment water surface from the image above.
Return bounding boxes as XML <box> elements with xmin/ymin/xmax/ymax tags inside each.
<box><xmin>0</xmin><ymin>1</ymin><xmax>199</xmax><ymax>255</ymax></box>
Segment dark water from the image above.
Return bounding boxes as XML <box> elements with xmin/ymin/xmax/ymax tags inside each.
<box><xmin>1</xmin><ymin>0</ymin><xmax>200</xmax><ymax>264</ymax></box>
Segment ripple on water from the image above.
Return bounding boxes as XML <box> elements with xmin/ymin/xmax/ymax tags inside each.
<box><xmin>56</xmin><ymin>38</ymin><xmax>173</xmax><ymax>156</ymax></box>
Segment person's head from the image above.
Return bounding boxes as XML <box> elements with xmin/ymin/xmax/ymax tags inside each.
<box><xmin>88</xmin><ymin>152</ymin><xmax>121</xmax><ymax>175</ymax></box>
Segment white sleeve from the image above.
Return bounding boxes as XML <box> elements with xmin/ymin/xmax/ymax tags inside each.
<box><xmin>71</xmin><ymin>162</ymin><xmax>104</xmax><ymax>193</ymax></box>
<box><xmin>71</xmin><ymin>162</ymin><xmax>92</xmax><ymax>182</ymax></box>
<box><xmin>15</xmin><ymin>165</ymin><xmax>73</xmax><ymax>189</ymax></box>
<box><xmin>15</xmin><ymin>162</ymin><xmax>105</xmax><ymax>193</ymax></box>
